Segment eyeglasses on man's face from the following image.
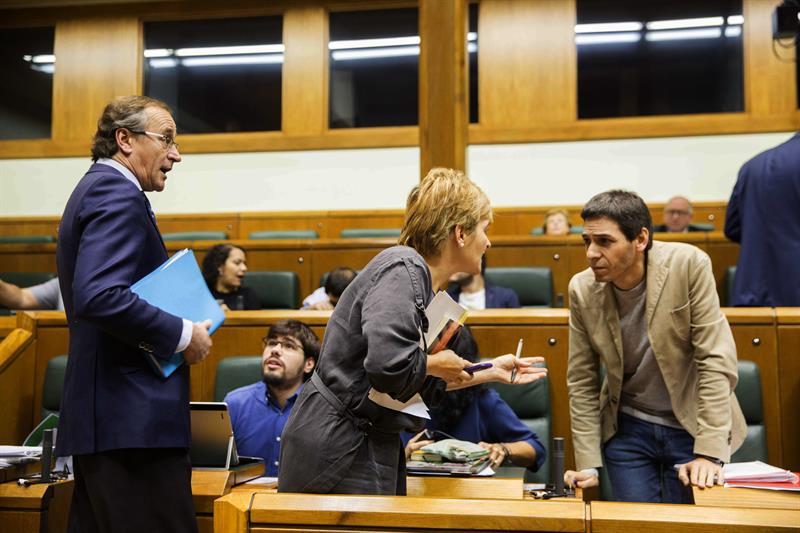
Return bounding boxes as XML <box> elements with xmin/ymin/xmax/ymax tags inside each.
<box><xmin>129</xmin><ymin>129</ymin><xmax>180</xmax><ymax>151</ymax></box>
<box><xmin>262</xmin><ymin>337</ymin><xmax>303</xmax><ymax>353</ymax></box>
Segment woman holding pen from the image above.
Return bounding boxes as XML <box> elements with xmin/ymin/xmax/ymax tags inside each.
<box><xmin>278</xmin><ymin>168</ymin><xmax>548</xmax><ymax>495</ymax></box>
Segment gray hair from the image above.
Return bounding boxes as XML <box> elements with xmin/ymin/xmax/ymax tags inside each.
<box><xmin>90</xmin><ymin>96</ymin><xmax>171</xmax><ymax>162</ymax></box>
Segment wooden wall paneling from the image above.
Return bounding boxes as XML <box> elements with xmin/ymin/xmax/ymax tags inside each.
<box><xmin>239</xmin><ymin>212</ymin><xmax>327</xmax><ymax>240</ymax></box>
<box><xmin>590</xmin><ymin>501</ymin><xmax>800</xmax><ymax>533</ymax></box>
<box><xmin>0</xmin><ymin>244</ymin><xmax>58</xmax><ymax>273</ymax></box>
<box><xmin>419</xmin><ymin>0</ymin><xmax>468</xmax><ymax>175</ymax></box>
<box><xmin>478</xmin><ymin>0</ymin><xmax>576</xmax><ymax>129</ymax></box>
<box><xmin>155</xmin><ymin>214</ymin><xmax>241</xmax><ymax>240</ymax></box>
<box><xmin>730</xmin><ymin>323</ymin><xmax>782</xmax><ymax>466</ymax></box>
<box><xmin>0</xmin><ymin>329</ymin><xmax>35</xmax><ymax>445</ymax></box>
<box><xmin>51</xmin><ymin>16</ymin><xmax>141</xmax><ymax>143</ymax></box>
<box><xmin>776</xmin><ymin>308</ymin><xmax>800</xmax><ymax>471</ymax></box>
<box><xmin>469</xmin><ymin>322</ymin><xmax>573</xmax><ymax>471</ymax></box>
<box><xmin>282</xmin><ymin>6</ymin><xmax>327</xmax><ymax>136</ymax></box>
<box><xmin>324</xmin><ymin>212</ymin><xmax>406</xmax><ymax>239</ymax></box>
<box><xmin>743</xmin><ymin>0</ymin><xmax>798</xmax><ymax>119</ymax></box>
<box><xmin>0</xmin><ymin>217</ymin><xmax>60</xmax><ymax>239</ymax></box>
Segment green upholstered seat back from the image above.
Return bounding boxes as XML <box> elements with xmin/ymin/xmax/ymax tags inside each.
<box><xmin>249</xmin><ymin>230</ymin><xmax>319</xmax><ymax>240</ymax></box>
<box><xmin>340</xmin><ymin>228</ymin><xmax>401</xmax><ymax>239</ymax></box>
<box><xmin>724</xmin><ymin>266</ymin><xmax>737</xmax><ymax>306</ymax></box>
<box><xmin>489</xmin><ymin>368</ymin><xmax>550</xmax><ymax>484</ymax></box>
<box><xmin>42</xmin><ymin>355</ymin><xmax>68</xmax><ymax>420</ymax></box>
<box><xmin>731</xmin><ymin>360</ymin><xmax>767</xmax><ymax>463</ymax></box>
<box><xmin>243</xmin><ymin>271</ymin><xmax>300</xmax><ymax>309</ymax></box>
<box><xmin>484</xmin><ymin>267</ymin><xmax>553</xmax><ymax>307</ymax></box>
<box><xmin>161</xmin><ymin>231</ymin><xmax>227</xmax><ymax>241</ymax></box>
<box><xmin>215</xmin><ymin>356</ymin><xmax>262</xmax><ymax>402</ymax></box>
<box><xmin>0</xmin><ymin>235</ymin><xmax>55</xmax><ymax>243</ymax></box>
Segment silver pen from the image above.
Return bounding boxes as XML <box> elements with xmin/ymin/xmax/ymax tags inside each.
<box><xmin>510</xmin><ymin>338</ymin><xmax>523</xmax><ymax>383</ymax></box>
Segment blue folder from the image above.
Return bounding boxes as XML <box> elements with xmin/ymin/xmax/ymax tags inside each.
<box><xmin>131</xmin><ymin>248</ymin><xmax>225</xmax><ymax>378</ymax></box>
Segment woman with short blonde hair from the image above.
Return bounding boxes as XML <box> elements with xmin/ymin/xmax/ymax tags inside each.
<box><xmin>279</xmin><ymin>168</ymin><xmax>547</xmax><ymax>496</ymax></box>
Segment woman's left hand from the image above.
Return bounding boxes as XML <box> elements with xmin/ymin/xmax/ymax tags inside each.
<box><xmin>479</xmin><ymin>441</ymin><xmax>509</xmax><ymax>469</ymax></box>
<box><xmin>491</xmin><ymin>354</ymin><xmax>548</xmax><ymax>384</ymax></box>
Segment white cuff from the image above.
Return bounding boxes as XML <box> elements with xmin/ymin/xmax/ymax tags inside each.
<box><xmin>582</xmin><ymin>468</ymin><xmax>599</xmax><ymax>479</ymax></box>
<box><xmin>175</xmin><ymin>319</ymin><xmax>193</xmax><ymax>353</ymax></box>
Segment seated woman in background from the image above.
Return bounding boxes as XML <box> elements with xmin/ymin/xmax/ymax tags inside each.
<box><xmin>404</xmin><ymin>328</ymin><xmax>546</xmax><ymax>472</ymax></box>
<box><xmin>543</xmin><ymin>208</ymin><xmax>571</xmax><ymax>236</ymax></box>
<box><xmin>202</xmin><ymin>244</ymin><xmax>260</xmax><ymax>310</ymax></box>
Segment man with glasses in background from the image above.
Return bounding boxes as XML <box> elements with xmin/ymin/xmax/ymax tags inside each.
<box><xmin>652</xmin><ymin>196</ymin><xmax>707</xmax><ymax>233</ymax></box>
<box><xmin>57</xmin><ymin>96</ymin><xmax>211</xmax><ymax>533</ymax></box>
<box><xmin>224</xmin><ymin>320</ymin><xmax>320</xmax><ymax>476</ymax></box>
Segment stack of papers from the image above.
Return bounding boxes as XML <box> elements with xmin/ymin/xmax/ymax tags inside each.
<box><xmin>0</xmin><ymin>446</ymin><xmax>41</xmax><ymax>468</ymax></box>
<box><xmin>723</xmin><ymin>461</ymin><xmax>800</xmax><ymax>491</ymax></box>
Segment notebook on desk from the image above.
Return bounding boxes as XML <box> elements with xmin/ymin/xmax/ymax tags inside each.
<box><xmin>189</xmin><ymin>402</ymin><xmax>263</xmax><ymax>479</ymax></box>
<box><xmin>406</xmin><ymin>458</ymin><xmax>492</xmax><ymax>477</ymax></box>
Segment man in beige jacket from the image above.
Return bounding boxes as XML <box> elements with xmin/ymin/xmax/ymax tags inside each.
<box><xmin>564</xmin><ymin>190</ymin><xmax>745</xmax><ymax>503</ymax></box>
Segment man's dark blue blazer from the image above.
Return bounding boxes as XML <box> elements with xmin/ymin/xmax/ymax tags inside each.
<box><xmin>725</xmin><ymin>132</ymin><xmax>800</xmax><ymax>307</ymax></box>
<box><xmin>56</xmin><ymin>163</ymin><xmax>189</xmax><ymax>457</ymax></box>
<box><xmin>446</xmin><ymin>283</ymin><xmax>521</xmax><ymax>309</ymax></box>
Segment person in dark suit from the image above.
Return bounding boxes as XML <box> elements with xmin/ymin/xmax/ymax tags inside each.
<box><xmin>446</xmin><ymin>255</ymin><xmax>520</xmax><ymax>309</ymax></box>
<box><xmin>725</xmin><ymin>133</ymin><xmax>800</xmax><ymax>306</ymax></box>
<box><xmin>56</xmin><ymin>96</ymin><xmax>212</xmax><ymax>533</ymax></box>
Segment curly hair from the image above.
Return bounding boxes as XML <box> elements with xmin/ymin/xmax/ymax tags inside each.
<box><xmin>90</xmin><ymin>96</ymin><xmax>171</xmax><ymax>162</ymax></box>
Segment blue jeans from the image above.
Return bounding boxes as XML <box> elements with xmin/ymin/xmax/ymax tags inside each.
<box><xmin>603</xmin><ymin>412</ymin><xmax>695</xmax><ymax>503</ymax></box>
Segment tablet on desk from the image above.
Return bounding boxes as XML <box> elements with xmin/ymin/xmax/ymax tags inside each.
<box><xmin>189</xmin><ymin>402</ymin><xmax>262</xmax><ymax>472</ymax></box>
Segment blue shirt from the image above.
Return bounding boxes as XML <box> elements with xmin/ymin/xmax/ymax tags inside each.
<box><xmin>224</xmin><ymin>381</ymin><xmax>303</xmax><ymax>476</ymax></box>
<box><xmin>403</xmin><ymin>388</ymin><xmax>547</xmax><ymax>472</ymax></box>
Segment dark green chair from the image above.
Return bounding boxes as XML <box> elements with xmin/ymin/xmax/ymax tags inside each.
<box><xmin>725</xmin><ymin>266</ymin><xmax>737</xmax><ymax>306</ymax></box>
<box><xmin>340</xmin><ymin>228</ymin><xmax>401</xmax><ymax>239</ymax></box>
<box><xmin>161</xmin><ymin>231</ymin><xmax>227</xmax><ymax>241</ymax></box>
<box><xmin>731</xmin><ymin>360</ymin><xmax>767</xmax><ymax>462</ymax></box>
<box><xmin>0</xmin><ymin>235</ymin><xmax>55</xmax><ymax>244</ymax></box>
<box><xmin>530</xmin><ymin>226</ymin><xmax>583</xmax><ymax>236</ymax></box>
<box><xmin>42</xmin><ymin>355</ymin><xmax>68</xmax><ymax>420</ymax></box>
<box><xmin>0</xmin><ymin>272</ymin><xmax>56</xmax><ymax>315</ymax></box>
<box><xmin>243</xmin><ymin>271</ymin><xmax>300</xmax><ymax>309</ymax></box>
<box><xmin>490</xmin><ymin>366</ymin><xmax>550</xmax><ymax>484</ymax></box>
<box><xmin>484</xmin><ymin>267</ymin><xmax>553</xmax><ymax>307</ymax></box>
<box><xmin>215</xmin><ymin>356</ymin><xmax>262</xmax><ymax>401</ymax></box>
<box><xmin>249</xmin><ymin>230</ymin><xmax>319</xmax><ymax>240</ymax></box>
<box><xmin>689</xmin><ymin>223</ymin><xmax>715</xmax><ymax>232</ymax></box>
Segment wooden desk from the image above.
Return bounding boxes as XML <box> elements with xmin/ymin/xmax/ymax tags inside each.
<box><xmin>693</xmin><ymin>485</ymin><xmax>800</xmax><ymax>511</ymax></box>
<box><xmin>215</xmin><ymin>491</ymin><xmax>586</xmax><ymax>533</ymax></box>
<box><xmin>590</xmin><ymin>501</ymin><xmax>800</xmax><ymax>532</ymax></box>
<box><xmin>0</xmin><ymin>478</ymin><xmax>73</xmax><ymax>533</ymax></box>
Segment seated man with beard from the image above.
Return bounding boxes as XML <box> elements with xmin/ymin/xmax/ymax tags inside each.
<box><xmin>224</xmin><ymin>320</ymin><xmax>320</xmax><ymax>476</ymax></box>
<box><xmin>447</xmin><ymin>255</ymin><xmax>520</xmax><ymax>310</ymax></box>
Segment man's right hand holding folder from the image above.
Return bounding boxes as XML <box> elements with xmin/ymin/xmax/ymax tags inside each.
<box><xmin>184</xmin><ymin>319</ymin><xmax>213</xmax><ymax>364</ymax></box>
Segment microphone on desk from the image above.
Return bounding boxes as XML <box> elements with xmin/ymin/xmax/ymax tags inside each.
<box><xmin>552</xmin><ymin>437</ymin><xmax>565</xmax><ymax>496</ymax></box>
<box><xmin>41</xmin><ymin>429</ymin><xmax>54</xmax><ymax>483</ymax></box>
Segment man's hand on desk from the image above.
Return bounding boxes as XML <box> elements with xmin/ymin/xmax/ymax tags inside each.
<box><xmin>185</xmin><ymin>319</ymin><xmax>212</xmax><ymax>364</ymax></box>
<box><xmin>677</xmin><ymin>457</ymin><xmax>724</xmax><ymax>488</ymax></box>
<box><xmin>564</xmin><ymin>469</ymin><xmax>599</xmax><ymax>489</ymax></box>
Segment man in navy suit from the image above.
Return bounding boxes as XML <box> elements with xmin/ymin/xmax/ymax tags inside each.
<box><xmin>725</xmin><ymin>133</ymin><xmax>800</xmax><ymax>306</ymax></box>
<box><xmin>56</xmin><ymin>96</ymin><xmax>212</xmax><ymax>533</ymax></box>
<box><xmin>446</xmin><ymin>255</ymin><xmax>520</xmax><ymax>309</ymax></box>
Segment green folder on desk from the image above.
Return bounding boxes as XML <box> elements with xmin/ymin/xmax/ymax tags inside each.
<box><xmin>132</xmin><ymin>248</ymin><xmax>225</xmax><ymax>378</ymax></box>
